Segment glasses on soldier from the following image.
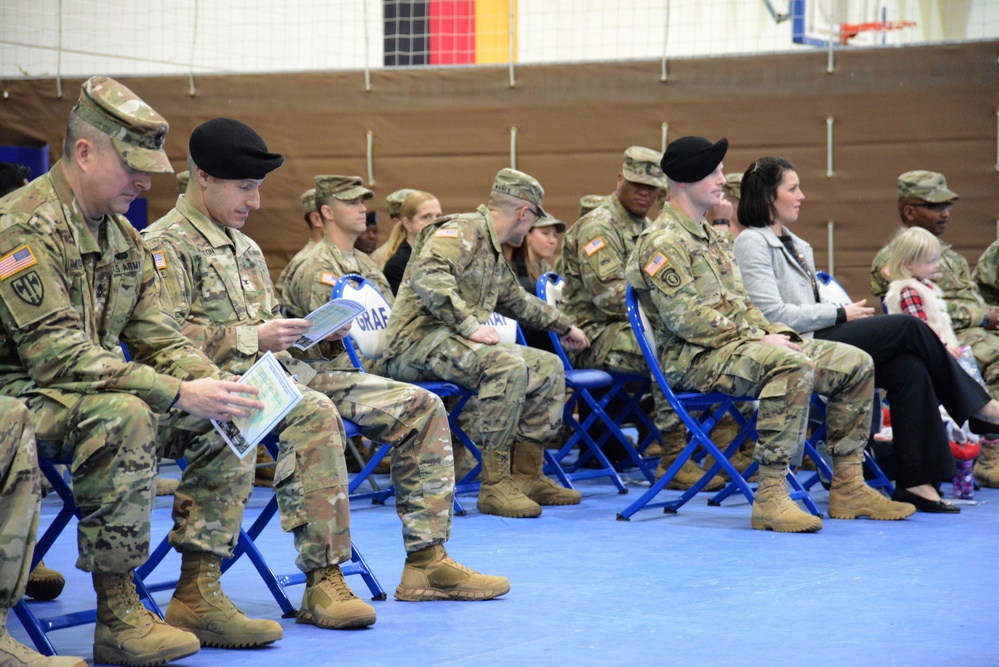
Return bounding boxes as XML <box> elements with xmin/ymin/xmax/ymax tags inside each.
<box><xmin>911</xmin><ymin>202</ymin><xmax>953</xmax><ymax>212</ymax></box>
<box><xmin>526</xmin><ymin>205</ymin><xmax>542</xmax><ymax>219</ymax></box>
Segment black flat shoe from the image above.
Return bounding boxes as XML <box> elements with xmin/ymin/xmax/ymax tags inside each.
<box><xmin>892</xmin><ymin>488</ymin><xmax>960</xmax><ymax>514</ymax></box>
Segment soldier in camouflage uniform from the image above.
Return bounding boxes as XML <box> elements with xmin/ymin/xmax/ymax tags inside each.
<box><xmin>0</xmin><ymin>397</ymin><xmax>87</xmax><ymax>667</ymax></box>
<box><xmin>975</xmin><ymin>238</ymin><xmax>999</xmax><ymax>307</ymax></box>
<box><xmin>557</xmin><ymin>147</ymin><xmax>727</xmax><ymax>490</ymax></box>
<box><xmin>627</xmin><ymin>136</ymin><xmax>914</xmax><ymax>532</ymax></box>
<box><xmin>369</xmin><ymin>188</ymin><xmax>418</xmax><ymax>269</ymax></box>
<box><xmin>273</xmin><ymin>188</ymin><xmax>322</xmax><ymax>301</ymax></box>
<box><xmin>146</xmin><ymin>128</ymin><xmax>507</xmax><ymax>619</ymax></box>
<box><xmin>0</xmin><ymin>76</ymin><xmax>274</xmax><ymax>666</ymax></box>
<box><xmin>384</xmin><ymin>168</ymin><xmax>590</xmax><ymax>518</ymax></box>
<box><xmin>870</xmin><ymin>171</ymin><xmax>999</xmax><ymax>487</ymax></box>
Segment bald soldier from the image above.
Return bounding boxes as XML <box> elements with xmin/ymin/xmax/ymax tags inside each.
<box><xmin>145</xmin><ymin>125</ymin><xmax>507</xmax><ymax>625</ymax></box>
<box><xmin>557</xmin><ymin>147</ymin><xmax>724</xmax><ymax>490</ymax></box>
<box><xmin>384</xmin><ymin>168</ymin><xmax>590</xmax><ymax>518</ymax></box>
<box><xmin>871</xmin><ymin>171</ymin><xmax>999</xmax><ymax>488</ymax></box>
<box><xmin>0</xmin><ymin>77</ymin><xmax>278</xmax><ymax>666</ymax></box>
<box><xmin>626</xmin><ymin>135</ymin><xmax>914</xmax><ymax>532</ymax></box>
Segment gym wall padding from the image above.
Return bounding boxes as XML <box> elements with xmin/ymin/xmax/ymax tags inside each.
<box><xmin>0</xmin><ymin>40</ymin><xmax>996</xmax><ymax>304</ymax></box>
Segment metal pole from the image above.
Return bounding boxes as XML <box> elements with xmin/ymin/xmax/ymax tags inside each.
<box><xmin>510</xmin><ymin>126</ymin><xmax>518</xmax><ymax>169</ymax></box>
<box><xmin>827</xmin><ymin>221</ymin><xmax>835</xmax><ymax>275</ymax></box>
<box><xmin>363</xmin><ymin>0</ymin><xmax>372</xmax><ymax>92</ymax></box>
<box><xmin>508</xmin><ymin>0</ymin><xmax>516</xmax><ymax>88</ymax></box>
<box><xmin>826</xmin><ymin>116</ymin><xmax>835</xmax><ymax>177</ymax></box>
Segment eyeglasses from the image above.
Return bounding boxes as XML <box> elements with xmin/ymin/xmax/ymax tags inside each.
<box><xmin>911</xmin><ymin>202</ymin><xmax>954</xmax><ymax>212</ymax></box>
<box><xmin>526</xmin><ymin>205</ymin><xmax>543</xmax><ymax>219</ymax></box>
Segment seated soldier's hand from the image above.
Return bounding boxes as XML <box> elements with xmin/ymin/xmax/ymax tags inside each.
<box><xmin>561</xmin><ymin>326</ymin><xmax>590</xmax><ymax>350</ymax></box>
<box><xmin>324</xmin><ymin>322</ymin><xmax>352</xmax><ymax>342</ymax></box>
<box><xmin>258</xmin><ymin>318</ymin><xmax>313</xmax><ymax>352</ymax></box>
<box><xmin>176</xmin><ymin>378</ymin><xmax>264</xmax><ymax>421</ymax></box>
<box><xmin>468</xmin><ymin>325</ymin><xmax>501</xmax><ymax>345</ymax></box>
<box><xmin>760</xmin><ymin>333</ymin><xmax>801</xmax><ymax>351</ymax></box>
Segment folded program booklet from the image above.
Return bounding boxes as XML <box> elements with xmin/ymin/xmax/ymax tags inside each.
<box><xmin>291</xmin><ymin>298</ymin><xmax>366</xmax><ymax>351</ymax></box>
<box><xmin>211</xmin><ymin>351</ymin><xmax>303</xmax><ymax>459</ymax></box>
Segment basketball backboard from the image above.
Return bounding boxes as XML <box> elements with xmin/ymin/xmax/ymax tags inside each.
<box><xmin>793</xmin><ymin>0</ymin><xmax>918</xmax><ymax>47</ymax></box>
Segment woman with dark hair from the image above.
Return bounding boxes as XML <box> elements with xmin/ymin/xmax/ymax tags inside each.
<box><xmin>732</xmin><ymin>156</ymin><xmax>999</xmax><ymax>513</ymax></box>
<box><xmin>507</xmin><ymin>216</ymin><xmax>566</xmax><ymax>352</ymax></box>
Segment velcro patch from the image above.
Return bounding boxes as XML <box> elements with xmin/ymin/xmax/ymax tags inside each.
<box><xmin>153</xmin><ymin>251</ymin><xmax>167</xmax><ymax>271</ymax></box>
<box><xmin>320</xmin><ymin>271</ymin><xmax>339</xmax><ymax>287</ymax></box>
<box><xmin>0</xmin><ymin>245</ymin><xmax>37</xmax><ymax>280</ymax></box>
<box><xmin>435</xmin><ymin>228</ymin><xmax>459</xmax><ymax>238</ymax></box>
<box><xmin>644</xmin><ymin>252</ymin><xmax>668</xmax><ymax>277</ymax></box>
<box><xmin>583</xmin><ymin>237</ymin><xmax>606</xmax><ymax>256</ymax></box>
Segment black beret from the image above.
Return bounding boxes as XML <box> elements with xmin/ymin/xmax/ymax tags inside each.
<box><xmin>189</xmin><ymin>118</ymin><xmax>284</xmax><ymax>180</ymax></box>
<box><xmin>660</xmin><ymin>136</ymin><xmax>728</xmax><ymax>183</ymax></box>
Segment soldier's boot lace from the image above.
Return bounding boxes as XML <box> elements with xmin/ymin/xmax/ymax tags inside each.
<box><xmin>476</xmin><ymin>449</ymin><xmax>541</xmax><ymax>518</ymax></box>
<box><xmin>657</xmin><ymin>428</ymin><xmax>725</xmax><ymax>491</ymax></box>
<box><xmin>93</xmin><ymin>571</ymin><xmax>200</xmax><ymax>667</ymax></box>
<box><xmin>750</xmin><ymin>465</ymin><xmax>823</xmax><ymax>533</ymax></box>
<box><xmin>828</xmin><ymin>452</ymin><xmax>916</xmax><ymax>520</ymax></box>
<box><xmin>25</xmin><ymin>560</ymin><xmax>65</xmax><ymax>601</ymax></box>
<box><xmin>973</xmin><ymin>438</ymin><xmax>999</xmax><ymax>488</ymax></box>
<box><xmin>1</xmin><ymin>607</ymin><xmax>87</xmax><ymax>667</ymax></box>
<box><xmin>395</xmin><ymin>544</ymin><xmax>510</xmax><ymax>602</ymax></box>
<box><xmin>511</xmin><ymin>443</ymin><xmax>580</xmax><ymax>506</ymax></box>
<box><xmin>165</xmin><ymin>552</ymin><xmax>282</xmax><ymax>648</ymax></box>
<box><xmin>297</xmin><ymin>565</ymin><xmax>376</xmax><ymax>629</ymax></box>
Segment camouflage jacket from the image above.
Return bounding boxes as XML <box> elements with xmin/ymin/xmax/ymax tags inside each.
<box><xmin>556</xmin><ymin>192</ymin><xmax>648</xmax><ymax>365</ymax></box>
<box><xmin>871</xmin><ymin>229</ymin><xmax>989</xmax><ymax>330</ymax></box>
<box><xmin>385</xmin><ymin>205</ymin><xmax>572</xmax><ymax>359</ymax></box>
<box><xmin>973</xmin><ymin>239</ymin><xmax>999</xmax><ymax>307</ymax></box>
<box><xmin>273</xmin><ymin>238</ymin><xmax>316</xmax><ymax>304</ymax></box>
<box><xmin>0</xmin><ymin>162</ymin><xmax>222</xmax><ymax>409</ymax></box>
<box><xmin>625</xmin><ymin>203</ymin><xmax>797</xmax><ymax>386</ymax></box>
<box><xmin>142</xmin><ymin>195</ymin><xmax>309</xmax><ymax>379</ymax></box>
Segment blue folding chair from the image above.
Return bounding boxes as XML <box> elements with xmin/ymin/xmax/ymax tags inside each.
<box><xmin>617</xmin><ymin>285</ymin><xmax>821</xmax><ymax>520</ymax></box>
<box><xmin>331</xmin><ymin>274</ymin><xmax>484</xmax><ymax>515</ymax></box>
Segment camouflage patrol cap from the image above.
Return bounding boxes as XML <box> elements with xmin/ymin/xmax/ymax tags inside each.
<box><xmin>492</xmin><ymin>168</ymin><xmax>547</xmax><ymax>219</ymax></box>
<box><xmin>300</xmin><ymin>188</ymin><xmax>317</xmax><ymax>217</ymax></box>
<box><xmin>315</xmin><ymin>175</ymin><xmax>373</xmax><ymax>202</ymax></box>
<box><xmin>578</xmin><ymin>194</ymin><xmax>607</xmax><ymax>218</ymax></box>
<box><xmin>622</xmin><ymin>146</ymin><xmax>667</xmax><ymax>188</ymax></box>
<box><xmin>897</xmin><ymin>170</ymin><xmax>959</xmax><ymax>203</ymax></box>
<box><xmin>175</xmin><ymin>170</ymin><xmax>189</xmax><ymax>195</ymax></box>
<box><xmin>386</xmin><ymin>188</ymin><xmax>417</xmax><ymax>218</ymax></box>
<box><xmin>531</xmin><ymin>215</ymin><xmax>566</xmax><ymax>234</ymax></box>
<box><xmin>723</xmin><ymin>172</ymin><xmax>742</xmax><ymax>199</ymax></box>
<box><xmin>72</xmin><ymin>75</ymin><xmax>172</xmax><ymax>174</ymax></box>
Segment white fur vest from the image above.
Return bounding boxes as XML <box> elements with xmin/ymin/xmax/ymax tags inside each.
<box><xmin>885</xmin><ymin>277</ymin><xmax>959</xmax><ymax>346</ymax></box>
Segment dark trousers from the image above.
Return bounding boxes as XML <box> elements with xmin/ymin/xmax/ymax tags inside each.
<box><xmin>816</xmin><ymin>314</ymin><xmax>989</xmax><ymax>488</ymax></box>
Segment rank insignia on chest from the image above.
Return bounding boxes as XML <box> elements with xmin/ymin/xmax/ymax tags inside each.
<box><xmin>320</xmin><ymin>272</ymin><xmax>339</xmax><ymax>287</ymax></box>
<box><xmin>583</xmin><ymin>237</ymin><xmax>606</xmax><ymax>256</ymax></box>
<box><xmin>644</xmin><ymin>252</ymin><xmax>668</xmax><ymax>277</ymax></box>
<box><xmin>435</xmin><ymin>228</ymin><xmax>459</xmax><ymax>238</ymax></box>
<box><xmin>153</xmin><ymin>251</ymin><xmax>167</xmax><ymax>271</ymax></box>
<box><xmin>0</xmin><ymin>245</ymin><xmax>37</xmax><ymax>280</ymax></box>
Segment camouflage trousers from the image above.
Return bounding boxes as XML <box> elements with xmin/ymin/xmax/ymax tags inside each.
<box><xmin>307</xmin><ymin>365</ymin><xmax>454</xmax><ymax>553</ymax></box>
<box><xmin>956</xmin><ymin>326</ymin><xmax>999</xmax><ymax>400</ymax></box>
<box><xmin>669</xmin><ymin>338</ymin><xmax>874</xmax><ymax>467</ymax></box>
<box><xmin>0</xmin><ymin>397</ymin><xmax>40</xmax><ymax>608</ymax></box>
<box><xmin>388</xmin><ymin>338</ymin><xmax>565</xmax><ymax>452</ymax></box>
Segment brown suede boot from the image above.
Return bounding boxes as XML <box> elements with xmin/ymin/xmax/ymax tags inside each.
<box><xmin>165</xmin><ymin>552</ymin><xmax>283</xmax><ymax>648</ymax></box>
<box><xmin>973</xmin><ymin>440</ymin><xmax>999</xmax><ymax>488</ymax></box>
<box><xmin>297</xmin><ymin>565</ymin><xmax>376</xmax><ymax>629</ymax></box>
<box><xmin>1</xmin><ymin>607</ymin><xmax>87</xmax><ymax>667</ymax></box>
<box><xmin>657</xmin><ymin>429</ymin><xmax>725</xmax><ymax>491</ymax></box>
<box><xmin>511</xmin><ymin>443</ymin><xmax>581</xmax><ymax>505</ymax></box>
<box><xmin>476</xmin><ymin>450</ymin><xmax>541</xmax><ymax>518</ymax></box>
<box><xmin>828</xmin><ymin>452</ymin><xmax>915</xmax><ymax>520</ymax></box>
<box><xmin>750</xmin><ymin>465</ymin><xmax>823</xmax><ymax>533</ymax></box>
<box><xmin>253</xmin><ymin>445</ymin><xmax>275</xmax><ymax>487</ymax></box>
<box><xmin>395</xmin><ymin>544</ymin><xmax>510</xmax><ymax>601</ymax></box>
<box><xmin>25</xmin><ymin>560</ymin><xmax>65</xmax><ymax>601</ymax></box>
<box><xmin>93</xmin><ymin>571</ymin><xmax>201</xmax><ymax>667</ymax></box>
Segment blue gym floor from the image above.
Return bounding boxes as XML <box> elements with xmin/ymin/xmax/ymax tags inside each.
<box><xmin>12</xmin><ymin>465</ymin><xmax>999</xmax><ymax>667</ymax></box>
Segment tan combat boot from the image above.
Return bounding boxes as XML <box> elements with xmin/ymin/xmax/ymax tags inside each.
<box><xmin>93</xmin><ymin>571</ymin><xmax>200</xmax><ymax>666</ymax></box>
<box><xmin>395</xmin><ymin>544</ymin><xmax>510</xmax><ymax>601</ymax></box>
<box><xmin>476</xmin><ymin>449</ymin><xmax>542</xmax><ymax>518</ymax></box>
<box><xmin>165</xmin><ymin>552</ymin><xmax>282</xmax><ymax>648</ymax></box>
<box><xmin>701</xmin><ymin>416</ymin><xmax>757</xmax><ymax>483</ymax></box>
<box><xmin>1</xmin><ymin>607</ymin><xmax>87</xmax><ymax>667</ymax></box>
<box><xmin>25</xmin><ymin>560</ymin><xmax>65</xmax><ymax>601</ymax></box>
<box><xmin>253</xmin><ymin>445</ymin><xmax>275</xmax><ymax>487</ymax></box>
<box><xmin>511</xmin><ymin>443</ymin><xmax>581</xmax><ymax>506</ymax></box>
<box><xmin>750</xmin><ymin>465</ymin><xmax>823</xmax><ymax>533</ymax></box>
<box><xmin>154</xmin><ymin>477</ymin><xmax>180</xmax><ymax>497</ymax></box>
<box><xmin>657</xmin><ymin>429</ymin><xmax>725</xmax><ymax>491</ymax></box>
<box><xmin>297</xmin><ymin>565</ymin><xmax>376</xmax><ymax>629</ymax></box>
<box><xmin>828</xmin><ymin>452</ymin><xmax>915</xmax><ymax>520</ymax></box>
<box><xmin>973</xmin><ymin>439</ymin><xmax>999</xmax><ymax>488</ymax></box>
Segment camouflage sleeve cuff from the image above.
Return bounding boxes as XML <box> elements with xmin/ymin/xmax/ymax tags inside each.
<box><xmin>236</xmin><ymin>325</ymin><xmax>260</xmax><ymax>356</ymax></box>
<box><xmin>458</xmin><ymin>315</ymin><xmax>480</xmax><ymax>338</ymax></box>
<box><xmin>552</xmin><ymin>315</ymin><xmax>573</xmax><ymax>336</ymax></box>
<box><xmin>764</xmin><ymin>323</ymin><xmax>800</xmax><ymax>340</ymax></box>
<box><xmin>150</xmin><ymin>375</ymin><xmax>184</xmax><ymax>413</ymax></box>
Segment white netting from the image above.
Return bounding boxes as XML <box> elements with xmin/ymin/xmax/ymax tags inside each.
<box><xmin>1</xmin><ymin>0</ymin><xmax>997</xmax><ymax>78</ymax></box>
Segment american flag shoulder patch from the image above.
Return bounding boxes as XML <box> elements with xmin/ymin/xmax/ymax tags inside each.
<box><xmin>583</xmin><ymin>237</ymin><xmax>606</xmax><ymax>256</ymax></box>
<box><xmin>644</xmin><ymin>252</ymin><xmax>668</xmax><ymax>277</ymax></box>
<box><xmin>152</xmin><ymin>251</ymin><xmax>167</xmax><ymax>270</ymax></box>
<box><xmin>881</xmin><ymin>264</ymin><xmax>890</xmax><ymax>277</ymax></box>
<box><xmin>320</xmin><ymin>271</ymin><xmax>339</xmax><ymax>287</ymax></box>
<box><xmin>435</xmin><ymin>228</ymin><xmax>459</xmax><ymax>238</ymax></box>
<box><xmin>0</xmin><ymin>245</ymin><xmax>37</xmax><ymax>280</ymax></box>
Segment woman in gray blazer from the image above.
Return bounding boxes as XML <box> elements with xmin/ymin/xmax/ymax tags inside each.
<box><xmin>733</xmin><ymin>156</ymin><xmax>999</xmax><ymax>513</ymax></box>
